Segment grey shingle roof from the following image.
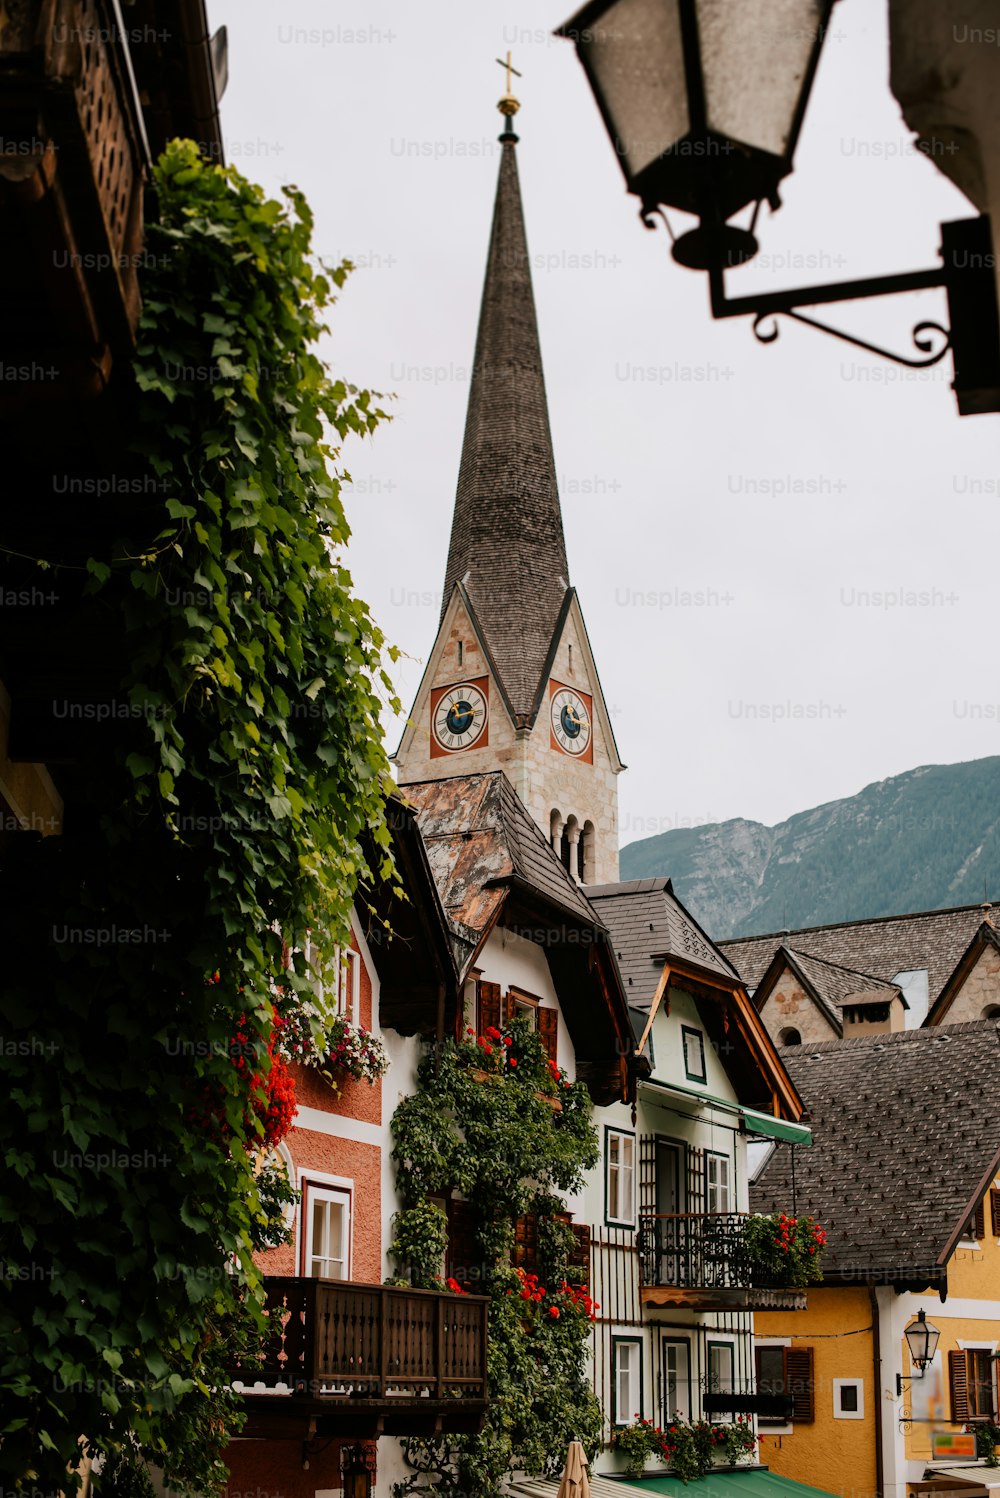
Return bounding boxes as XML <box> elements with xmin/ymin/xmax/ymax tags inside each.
<box><xmin>722</xmin><ymin>902</ymin><xmax>1000</xmax><ymax>1000</ymax></box>
<box><xmin>750</xmin><ymin>1021</ymin><xmax>1000</xmax><ymax>1284</ymax></box>
<box><xmin>402</xmin><ymin>772</ymin><xmax>601</xmax><ymax>974</ymax></box>
<box><xmin>440</xmin><ymin>136</ymin><xmax>569</xmax><ymax>726</ymax></box>
<box><xmin>788</xmin><ymin>948</ymin><xmax>903</xmax><ymax>1014</ymax></box>
<box><xmin>587</xmin><ymin>877</ymin><xmax>741</xmax><ymax>1005</ymax></box>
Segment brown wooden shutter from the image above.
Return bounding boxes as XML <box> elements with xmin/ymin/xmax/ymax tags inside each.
<box><xmin>968</xmin><ymin>1199</ymin><xmax>986</xmax><ymax>1239</ymax></box>
<box><xmin>785</xmin><ymin>1347</ymin><xmax>815</xmax><ymax>1423</ymax></box>
<box><xmin>477</xmin><ymin>980</ymin><xmax>501</xmax><ymax>1036</ymax></box>
<box><xmin>538</xmin><ymin>1007</ymin><xmax>558</xmax><ymax>1062</ymax></box>
<box><xmin>991</xmin><ymin>1189</ymin><xmax>1000</xmax><ymax>1238</ymax></box>
<box><xmin>950</xmin><ymin>1349</ymin><xmax>971</xmax><ymax>1422</ymax></box>
<box><xmin>513</xmin><ymin>1214</ymin><xmax>539</xmax><ymax>1275</ymax></box>
<box><xmin>446</xmin><ymin>1199</ymin><xmax>478</xmax><ymax>1286</ymax></box>
<box><xmin>569</xmin><ymin>1222</ymin><xmax>592</xmax><ymax>1272</ymax></box>
<box><xmin>505</xmin><ymin>990</ymin><xmax>519</xmax><ymax>1023</ymax></box>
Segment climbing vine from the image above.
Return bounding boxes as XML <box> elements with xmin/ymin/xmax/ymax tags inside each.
<box><xmin>389</xmin><ymin>1018</ymin><xmax>602</xmax><ymax>1498</ymax></box>
<box><xmin>0</xmin><ymin>141</ymin><xmax>395</xmax><ymax>1495</ymax></box>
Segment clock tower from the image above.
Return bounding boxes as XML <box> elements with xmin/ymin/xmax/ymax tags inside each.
<box><xmin>393</xmin><ymin>92</ymin><xmax>623</xmax><ymax>885</ymax></box>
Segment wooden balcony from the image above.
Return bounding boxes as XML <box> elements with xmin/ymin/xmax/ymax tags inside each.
<box><xmin>231</xmin><ymin>1277</ymin><xmax>489</xmax><ymax>1439</ymax></box>
<box><xmin>0</xmin><ymin>0</ymin><xmax>148</xmax><ymax>407</ymax></box>
<box><xmin>638</xmin><ymin>1213</ymin><xmax>808</xmax><ymax>1312</ymax></box>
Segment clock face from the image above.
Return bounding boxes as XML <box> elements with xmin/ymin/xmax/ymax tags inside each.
<box><xmin>550</xmin><ymin>686</ymin><xmax>592</xmax><ymax>756</ymax></box>
<box><xmin>432</xmin><ymin>682</ymin><xmax>488</xmax><ymax>752</ymax></box>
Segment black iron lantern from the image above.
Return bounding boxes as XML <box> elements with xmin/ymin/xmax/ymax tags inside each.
<box><xmin>340</xmin><ymin>1442</ymin><xmax>376</xmax><ymax>1498</ymax></box>
<box><xmin>557</xmin><ymin>0</ymin><xmax>835</xmax><ymax>268</ymax></box>
<box><xmin>904</xmin><ymin>1310</ymin><xmax>941</xmax><ymax>1371</ymax></box>
<box><xmin>896</xmin><ymin>1309</ymin><xmax>942</xmax><ymax>1394</ymax></box>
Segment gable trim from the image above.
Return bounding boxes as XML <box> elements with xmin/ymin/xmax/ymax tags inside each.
<box><xmin>925</xmin><ymin>921</ymin><xmax>1000</xmax><ymax>1027</ymax></box>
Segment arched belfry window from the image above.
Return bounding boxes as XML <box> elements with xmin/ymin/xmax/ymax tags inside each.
<box><xmin>580</xmin><ymin>821</ymin><xmax>595</xmax><ymax>884</ymax></box>
<box><xmin>562</xmin><ymin>816</ymin><xmax>579</xmax><ymax>878</ymax></box>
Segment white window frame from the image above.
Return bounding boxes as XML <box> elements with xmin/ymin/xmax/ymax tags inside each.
<box><xmin>606</xmin><ymin>1128</ymin><xmax>636</xmax><ymax>1227</ymax></box>
<box><xmin>613</xmin><ymin>1338</ymin><xmax>642</xmax><ymax>1426</ymax></box>
<box><xmin>833</xmin><ymin>1378</ymin><xmax>865</xmax><ymax>1420</ymax></box>
<box><xmin>662</xmin><ymin>1338</ymin><xmax>691</xmax><ymax>1423</ymax></box>
<box><xmin>332</xmin><ymin>944</ymin><xmax>361</xmax><ymax>1023</ymax></box>
<box><xmin>299</xmin><ymin>1173</ymin><xmax>353</xmax><ymax>1280</ymax></box>
<box><xmin>706</xmin><ymin>1152</ymin><xmax>732</xmax><ymax>1215</ymax></box>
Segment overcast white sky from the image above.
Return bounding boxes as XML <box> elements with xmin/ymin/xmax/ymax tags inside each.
<box><xmin>208</xmin><ymin>0</ymin><xmax>1000</xmax><ymax>846</ymax></box>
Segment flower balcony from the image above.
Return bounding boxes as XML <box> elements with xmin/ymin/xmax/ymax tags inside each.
<box><xmin>230</xmin><ymin>1276</ymin><xmax>489</xmax><ymax>1439</ymax></box>
<box><xmin>637</xmin><ymin>1212</ymin><xmax>819</xmax><ymax>1312</ymax></box>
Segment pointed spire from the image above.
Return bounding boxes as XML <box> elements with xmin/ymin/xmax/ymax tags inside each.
<box><xmin>441</xmin><ymin>123</ymin><xmax>569</xmax><ymax>725</ymax></box>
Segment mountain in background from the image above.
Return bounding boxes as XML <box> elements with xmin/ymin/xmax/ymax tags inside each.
<box><xmin>619</xmin><ymin>757</ymin><xmax>1000</xmax><ymax>940</ymax></box>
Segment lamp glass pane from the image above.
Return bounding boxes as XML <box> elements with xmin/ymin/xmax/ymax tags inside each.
<box><xmin>581</xmin><ymin>0</ymin><xmax>689</xmax><ymax>179</ymax></box>
<box><xmin>696</xmin><ymin>0</ymin><xmax>824</xmax><ymax>161</ymax></box>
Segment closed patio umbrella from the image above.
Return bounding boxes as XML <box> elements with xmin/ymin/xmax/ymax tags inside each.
<box><xmin>556</xmin><ymin>1440</ymin><xmax>591</xmax><ymax>1498</ymax></box>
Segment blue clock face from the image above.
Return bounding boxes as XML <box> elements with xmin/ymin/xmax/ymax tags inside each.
<box><xmin>560</xmin><ymin>705</ymin><xmax>582</xmax><ymax>740</ymax></box>
<box><xmin>446</xmin><ymin>700</ymin><xmax>474</xmax><ymax>735</ymax></box>
<box><xmin>433</xmin><ymin>682</ymin><xmax>488</xmax><ymax>751</ymax></box>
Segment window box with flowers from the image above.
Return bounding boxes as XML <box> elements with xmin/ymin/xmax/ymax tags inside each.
<box><xmin>743</xmin><ymin>1213</ymin><xmax>826</xmax><ymax>1288</ymax></box>
<box><xmin>321</xmin><ymin>1016</ymin><xmax>389</xmax><ymax>1085</ymax></box>
<box><xmin>468</xmin><ymin>1025</ymin><xmax>566</xmax><ymax>1109</ymax></box>
<box><xmin>614</xmin><ymin>1416</ymin><xmax>756</xmax><ymax>1483</ymax></box>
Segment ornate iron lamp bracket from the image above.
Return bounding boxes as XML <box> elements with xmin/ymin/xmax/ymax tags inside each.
<box><xmin>707</xmin><ymin>257</ymin><xmax>950</xmax><ymax>369</ymax></box>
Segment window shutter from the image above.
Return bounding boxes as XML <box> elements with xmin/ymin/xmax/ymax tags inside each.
<box><xmin>569</xmin><ymin>1222</ymin><xmax>592</xmax><ymax>1271</ymax></box>
<box><xmin>538</xmin><ymin>1007</ymin><xmax>558</xmax><ymax>1062</ymax></box>
<box><xmin>513</xmin><ymin>1214</ymin><xmax>539</xmax><ymax>1275</ymax></box>
<box><xmin>974</xmin><ymin>1199</ymin><xmax>986</xmax><ymax>1240</ymax></box>
<box><xmin>505</xmin><ymin>990</ymin><xmax>519</xmax><ymax>1023</ymax></box>
<box><xmin>785</xmin><ymin>1348</ymin><xmax>815</xmax><ymax>1423</ymax></box>
<box><xmin>477</xmin><ymin>980</ymin><xmax>501</xmax><ymax>1036</ymax></box>
<box><xmin>950</xmin><ymin>1349</ymin><xmax>970</xmax><ymax>1422</ymax></box>
<box><xmin>991</xmin><ymin>1188</ymin><xmax>1000</xmax><ymax>1238</ymax></box>
<box><xmin>446</xmin><ymin>1199</ymin><xmax>477</xmax><ymax>1285</ymax></box>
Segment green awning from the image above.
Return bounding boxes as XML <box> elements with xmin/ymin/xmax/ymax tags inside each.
<box><xmin>742</xmin><ymin>1108</ymin><xmax>813</xmax><ymax>1147</ymax></box>
<box><xmin>638</xmin><ymin>1470</ymin><xmax>839</xmax><ymax>1498</ymax></box>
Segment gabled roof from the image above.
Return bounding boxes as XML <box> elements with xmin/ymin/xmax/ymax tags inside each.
<box><xmin>755</xmin><ymin>946</ymin><xmax>906</xmax><ymax>1037</ymax></box>
<box><xmin>588</xmin><ymin>879</ymin><xmax>805</xmax><ymax>1122</ymax></box>
<box><xmin>750</xmin><ymin>1021</ymin><xmax>1000</xmax><ymax>1287</ymax></box>
<box><xmin>401</xmin><ymin>771</ymin><xmax>635</xmax><ymax>1102</ymax></box>
<box><xmin>404</xmin><ymin>771</ymin><xmax>598</xmax><ymax>973</ymax></box>
<box><xmin>721</xmin><ymin>901</ymin><xmax>1000</xmax><ymax>1000</ymax></box>
<box><xmin>926</xmin><ymin>919</ymin><xmax>1000</xmax><ymax>1025</ymax></box>
<box><xmin>440</xmin><ymin>134</ymin><xmax>569</xmax><ymax>724</ymax></box>
<box><xmin>587</xmin><ymin>877</ymin><xmax>741</xmax><ymax>1004</ymax></box>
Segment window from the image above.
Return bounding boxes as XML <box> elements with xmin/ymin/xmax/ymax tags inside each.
<box><xmin>662</xmin><ymin>1340</ymin><xmax>690</xmax><ymax>1423</ymax></box>
<box><xmin>333</xmin><ymin>945</ymin><xmax>360</xmax><ymax>1022</ymax></box>
<box><xmin>707</xmin><ymin>1342</ymin><xmax>735</xmax><ymax>1421</ymax></box>
<box><xmin>833</xmin><ymin>1379</ymin><xmax>864</xmax><ymax>1420</ymax></box>
<box><xmin>606</xmin><ymin>1128</ymin><xmax>636</xmax><ymax>1226</ymax></box>
<box><xmin>754</xmin><ymin>1345</ymin><xmax>815</xmax><ymax>1424</ymax></box>
<box><xmin>706</xmin><ymin>1153</ymin><xmax>732</xmax><ymax>1215</ymax></box>
<box><xmin>778</xmin><ymin>1027</ymin><xmax>802</xmax><ymax>1046</ymax></box>
<box><xmin>963</xmin><ymin>1199</ymin><xmax>986</xmax><ymax>1243</ymax></box>
<box><xmin>950</xmin><ymin>1349</ymin><xmax>997</xmax><ymax>1421</ymax></box>
<box><xmin>303</xmin><ymin>1182</ymin><xmax>351</xmax><ymax>1279</ymax></box>
<box><xmin>682</xmin><ymin>1026</ymin><xmax>706</xmax><ymax>1082</ymax></box>
<box><xmin>612</xmin><ymin>1338</ymin><xmax>643</xmax><ymax>1426</ymax></box>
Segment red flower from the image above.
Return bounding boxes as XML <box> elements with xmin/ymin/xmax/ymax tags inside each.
<box><xmin>549</xmin><ymin>1305</ymin><xmax>560</xmax><ymax>1318</ymax></box>
<box><xmin>508</xmin><ymin>1057</ymin><xmax>517</xmax><ymax>1068</ymax></box>
<box><xmin>466</xmin><ymin>1026</ymin><xmax>474</xmax><ymax>1035</ymax></box>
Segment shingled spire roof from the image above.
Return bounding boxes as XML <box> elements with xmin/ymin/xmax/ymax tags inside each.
<box><xmin>441</xmin><ymin>132</ymin><xmax>569</xmax><ymax>724</ymax></box>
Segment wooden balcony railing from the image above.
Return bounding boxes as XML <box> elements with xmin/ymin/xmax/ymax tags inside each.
<box><xmin>231</xmin><ymin>1278</ymin><xmax>489</xmax><ymax>1436</ymax></box>
<box><xmin>638</xmin><ymin>1213</ymin><xmax>808</xmax><ymax>1311</ymax></box>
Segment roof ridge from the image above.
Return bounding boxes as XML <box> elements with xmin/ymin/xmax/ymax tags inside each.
<box><xmin>789</xmin><ymin>945</ymin><xmax>901</xmax><ymax>988</ymax></box>
<box><xmin>722</xmin><ymin>898</ymin><xmax>1000</xmax><ymax>948</ymax></box>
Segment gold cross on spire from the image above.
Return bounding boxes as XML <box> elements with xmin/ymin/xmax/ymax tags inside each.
<box><xmin>495</xmin><ymin>51</ymin><xmax>522</xmax><ymax>119</ymax></box>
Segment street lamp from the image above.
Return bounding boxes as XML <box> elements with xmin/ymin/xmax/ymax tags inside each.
<box><xmin>896</xmin><ymin>1310</ymin><xmax>942</xmax><ymax>1395</ymax></box>
<box><xmin>555</xmin><ymin>0</ymin><xmax>833</xmax><ymax>270</ymax></box>
<box><xmin>557</xmin><ymin>0</ymin><xmax>1000</xmax><ymax>414</ymax></box>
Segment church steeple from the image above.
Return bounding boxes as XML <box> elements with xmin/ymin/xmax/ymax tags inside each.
<box><xmin>394</xmin><ymin>85</ymin><xmax>624</xmax><ymax>886</ymax></box>
<box><xmin>441</xmin><ymin>115</ymin><xmax>569</xmax><ymax>725</ymax></box>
